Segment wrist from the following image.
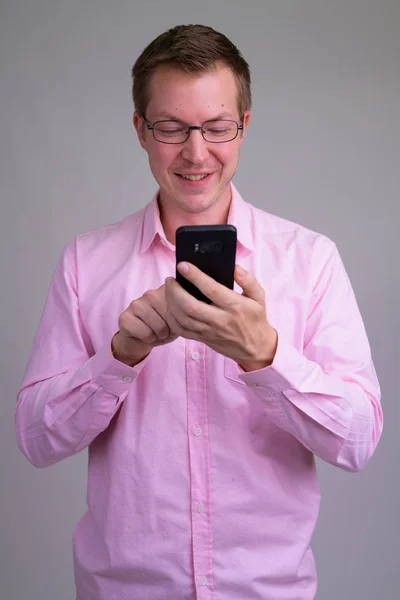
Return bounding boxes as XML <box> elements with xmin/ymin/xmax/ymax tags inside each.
<box><xmin>111</xmin><ymin>333</ymin><xmax>151</xmax><ymax>367</ymax></box>
<box><xmin>239</xmin><ymin>328</ymin><xmax>278</xmax><ymax>372</ymax></box>
<box><xmin>239</xmin><ymin>358</ymin><xmax>271</xmax><ymax>372</ymax></box>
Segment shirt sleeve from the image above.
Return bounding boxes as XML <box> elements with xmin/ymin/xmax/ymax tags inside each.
<box><xmin>15</xmin><ymin>239</ymin><xmax>150</xmax><ymax>468</ymax></box>
<box><xmin>238</xmin><ymin>241</ymin><xmax>383</xmax><ymax>472</ymax></box>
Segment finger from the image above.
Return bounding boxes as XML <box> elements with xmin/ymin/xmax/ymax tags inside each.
<box><xmin>119</xmin><ymin>311</ymin><xmax>158</xmax><ymax>344</ymax></box>
<box><xmin>167</xmin><ymin>299</ymin><xmax>211</xmax><ymax>334</ymax></box>
<box><xmin>134</xmin><ymin>292</ymin><xmax>172</xmax><ymax>339</ymax></box>
<box><xmin>164</xmin><ymin>306</ymin><xmax>206</xmax><ymax>342</ymax></box>
<box><xmin>234</xmin><ymin>265</ymin><xmax>265</xmax><ymax>304</ymax></box>
<box><xmin>165</xmin><ymin>276</ymin><xmax>224</xmax><ymax>326</ymax></box>
<box><xmin>176</xmin><ymin>262</ymin><xmax>241</xmax><ymax>310</ymax></box>
<box><xmin>122</xmin><ymin>308</ymin><xmax>170</xmax><ymax>343</ymax></box>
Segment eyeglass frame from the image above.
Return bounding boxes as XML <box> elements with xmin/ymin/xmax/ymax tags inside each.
<box><xmin>141</xmin><ymin>115</ymin><xmax>244</xmax><ymax>144</ymax></box>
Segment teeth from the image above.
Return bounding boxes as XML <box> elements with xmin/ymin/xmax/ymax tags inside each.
<box><xmin>180</xmin><ymin>174</ymin><xmax>209</xmax><ymax>181</ymax></box>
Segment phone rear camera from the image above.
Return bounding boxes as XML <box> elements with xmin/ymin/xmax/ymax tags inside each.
<box><xmin>198</xmin><ymin>241</ymin><xmax>223</xmax><ymax>253</ymax></box>
<box><xmin>199</xmin><ymin>241</ymin><xmax>212</xmax><ymax>253</ymax></box>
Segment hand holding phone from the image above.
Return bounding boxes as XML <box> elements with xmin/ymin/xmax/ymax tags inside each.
<box><xmin>175</xmin><ymin>225</ymin><xmax>237</xmax><ymax>304</ymax></box>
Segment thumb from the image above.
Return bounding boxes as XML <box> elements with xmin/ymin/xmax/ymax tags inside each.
<box><xmin>234</xmin><ymin>264</ymin><xmax>265</xmax><ymax>304</ymax></box>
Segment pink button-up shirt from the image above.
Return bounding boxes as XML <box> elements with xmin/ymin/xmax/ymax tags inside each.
<box><xmin>16</xmin><ymin>184</ymin><xmax>383</xmax><ymax>600</ymax></box>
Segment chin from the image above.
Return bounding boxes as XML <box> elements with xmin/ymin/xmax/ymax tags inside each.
<box><xmin>178</xmin><ymin>195</ymin><xmax>214</xmax><ymax>213</ymax></box>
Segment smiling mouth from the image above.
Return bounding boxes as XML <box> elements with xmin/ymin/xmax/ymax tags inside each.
<box><xmin>176</xmin><ymin>173</ymin><xmax>210</xmax><ymax>180</ymax></box>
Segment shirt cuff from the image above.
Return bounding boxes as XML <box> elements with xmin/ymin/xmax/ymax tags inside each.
<box><xmin>89</xmin><ymin>342</ymin><xmax>150</xmax><ymax>396</ymax></box>
<box><xmin>237</xmin><ymin>335</ymin><xmax>306</xmax><ymax>393</ymax></box>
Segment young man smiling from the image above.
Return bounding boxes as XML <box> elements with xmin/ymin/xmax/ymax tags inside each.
<box><xmin>132</xmin><ymin>63</ymin><xmax>249</xmax><ymax>246</ymax></box>
<box><xmin>16</xmin><ymin>24</ymin><xmax>383</xmax><ymax>600</ymax></box>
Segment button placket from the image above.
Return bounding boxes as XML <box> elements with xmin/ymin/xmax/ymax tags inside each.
<box><xmin>185</xmin><ymin>341</ymin><xmax>215</xmax><ymax>598</ymax></box>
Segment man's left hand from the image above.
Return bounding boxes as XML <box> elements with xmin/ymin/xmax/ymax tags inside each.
<box><xmin>164</xmin><ymin>262</ymin><xmax>278</xmax><ymax>372</ymax></box>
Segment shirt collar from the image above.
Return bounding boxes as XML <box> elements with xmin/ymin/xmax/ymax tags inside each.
<box><xmin>140</xmin><ymin>182</ymin><xmax>255</xmax><ymax>254</ymax></box>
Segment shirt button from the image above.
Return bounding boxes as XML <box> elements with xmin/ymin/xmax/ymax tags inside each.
<box><xmin>194</xmin><ymin>427</ymin><xmax>202</xmax><ymax>437</ymax></box>
<box><xmin>199</xmin><ymin>576</ymin><xmax>208</xmax><ymax>586</ymax></box>
<box><xmin>191</xmin><ymin>351</ymin><xmax>200</xmax><ymax>360</ymax></box>
<box><xmin>196</xmin><ymin>503</ymin><xmax>205</xmax><ymax>513</ymax></box>
<box><xmin>122</xmin><ymin>376</ymin><xmax>132</xmax><ymax>383</ymax></box>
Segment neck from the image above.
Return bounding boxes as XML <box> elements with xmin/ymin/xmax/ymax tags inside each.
<box><xmin>158</xmin><ymin>189</ymin><xmax>232</xmax><ymax>246</ymax></box>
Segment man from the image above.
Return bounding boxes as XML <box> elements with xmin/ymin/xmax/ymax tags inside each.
<box><xmin>16</xmin><ymin>24</ymin><xmax>383</xmax><ymax>600</ymax></box>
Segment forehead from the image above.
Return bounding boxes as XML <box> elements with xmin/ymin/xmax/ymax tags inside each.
<box><xmin>146</xmin><ymin>64</ymin><xmax>240</xmax><ymax>121</ymax></box>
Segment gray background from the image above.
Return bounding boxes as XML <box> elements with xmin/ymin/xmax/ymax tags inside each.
<box><xmin>1</xmin><ymin>1</ymin><xmax>398</xmax><ymax>598</ymax></box>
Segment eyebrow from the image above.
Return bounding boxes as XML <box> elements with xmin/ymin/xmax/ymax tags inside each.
<box><xmin>154</xmin><ymin>111</ymin><xmax>235</xmax><ymax>121</ymax></box>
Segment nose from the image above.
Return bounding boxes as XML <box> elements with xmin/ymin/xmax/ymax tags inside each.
<box><xmin>180</xmin><ymin>129</ymin><xmax>210</xmax><ymax>164</ymax></box>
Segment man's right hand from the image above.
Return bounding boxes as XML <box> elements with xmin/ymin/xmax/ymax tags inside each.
<box><xmin>111</xmin><ymin>284</ymin><xmax>178</xmax><ymax>367</ymax></box>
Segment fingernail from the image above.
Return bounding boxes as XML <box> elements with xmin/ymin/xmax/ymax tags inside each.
<box><xmin>178</xmin><ymin>262</ymin><xmax>189</xmax><ymax>274</ymax></box>
<box><xmin>165</xmin><ymin>277</ymin><xmax>173</xmax><ymax>285</ymax></box>
<box><xmin>237</xmin><ymin>266</ymin><xmax>246</xmax><ymax>277</ymax></box>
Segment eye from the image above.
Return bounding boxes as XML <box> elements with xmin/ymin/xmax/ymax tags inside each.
<box><xmin>208</xmin><ymin>127</ymin><xmax>230</xmax><ymax>135</ymax></box>
<box><xmin>204</xmin><ymin>121</ymin><xmax>236</xmax><ymax>137</ymax></box>
<box><xmin>155</xmin><ymin>122</ymin><xmax>186</xmax><ymax>135</ymax></box>
<box><xmin>159</xmin><ymin>127</ymin><xmax>183</xmax><ymax>133</ymax></box>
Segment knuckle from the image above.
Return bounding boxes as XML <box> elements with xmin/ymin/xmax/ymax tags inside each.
<box><xmin>181</xmin><ymin>316</ymin><xmax>192</xmax><ymax>329</ymax></box>
<box><xmin>143</xmin><ymin>331</ymin><xmax>156</xmax><ymax>344</ymax></box>
<box><xmin>184</xmin><ymin>301</ymin><xmax>198</xmax><ymax>317</ymax></box>
<box><xmin>224</xmin><ymin>315</ymin><xmax>234</xmax><ymax>331</ymax></box>
<box><xmin>142</xmin><ymin>289</ymin><xmax>156</xmax><ymax>302</ymax></box>
<box><xmin>118</xmin><ymin>311</ymin><xmax>130</xmax><ymax>333</ymax></box>
<box><xmin>229</xmin><ymin>302</ymin><xmax>241</xmax><ymax>317</ymax></box>
<box><xmin>127</xmin><ymin>298</ymin><xmax>141</xmax><ymax>314</ymax></box>
<box><xmin>157</xmin><ymin>325</ymin><xmax>170</xmax><ymax>339</ymax></box>
<box><xmin>166</xmin><ymin>319</ymin><xmax>179</xmax><ymax>336</ymax></box>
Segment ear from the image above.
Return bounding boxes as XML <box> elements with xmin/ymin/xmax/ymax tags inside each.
<box><xmin>239</xmin><ymin>111</ymin><xmax>251</xmax><ymax>144</ymax></box>
<box><xmin>133</xmin><ymin>111</ymin><xmax>148</xmax><ymax>151</ymax></box>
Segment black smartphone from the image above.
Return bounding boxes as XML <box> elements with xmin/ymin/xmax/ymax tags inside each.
<box><xmin>175</xmin><ymin>225</ymin><xmax>237</xmax><ymax>304</ymax></box>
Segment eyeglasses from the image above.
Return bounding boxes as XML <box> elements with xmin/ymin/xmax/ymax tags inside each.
<box><xmin>142</xmin><ymin>116</ymin><xmax>244</xmax><ymax>144</ymax></box>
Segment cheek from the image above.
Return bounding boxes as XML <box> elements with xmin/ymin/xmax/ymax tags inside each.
<box><xmin>216</xmin><ymin>144</ymin><xmax>240</xmax><ymax>167</ymax></box>
<box><xmin>149</xmin><ymin>144</ymin><xmax>180</xmax><ymax>172</ymax></box>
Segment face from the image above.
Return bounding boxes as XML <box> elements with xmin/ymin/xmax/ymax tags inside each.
<box><xmin>134</xmin><ymin>64</ymin><xmax>250</xmax><ymax>223</ymax></box>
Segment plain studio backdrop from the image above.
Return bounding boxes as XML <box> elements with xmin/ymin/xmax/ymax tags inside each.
<box><xmin>1</xmin><ymin>1</ymin><xmax>398</xmax><ymax>599</ymax></box>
